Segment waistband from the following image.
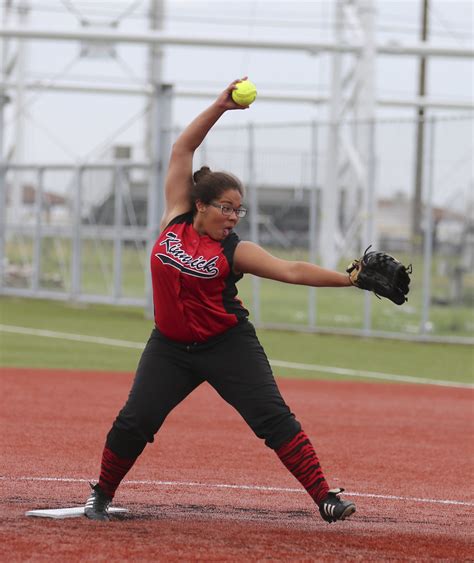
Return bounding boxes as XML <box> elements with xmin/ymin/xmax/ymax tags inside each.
<box><xmin>152</xmin><ymin>319</ymin><xmax>252</xmax><ymax>352</ymax></box>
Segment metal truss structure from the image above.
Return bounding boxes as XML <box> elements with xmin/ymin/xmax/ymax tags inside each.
<box><xmin>0</xmin><ymin>0</ymin><xmax>472</xmax><ymax>340</ymax></box>
<box><xmin>1</xmin><ymin>1</ymin><xmax>472</xmax><ymax>248</ymax></box>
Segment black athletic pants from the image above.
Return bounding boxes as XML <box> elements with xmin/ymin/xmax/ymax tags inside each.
<box><xmin>106</xmin><ymin>321</ymin><xmax>301</xmax><ymax>459</ymax></box>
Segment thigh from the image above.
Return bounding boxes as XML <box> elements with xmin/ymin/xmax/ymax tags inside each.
<box><xmin>199</xmin><ymin>324</ymin><xmax>301</xmax><ymax>449</ymax></box>
<box><xmin>114</xmin><ymin>331</ymin><xmax>203</xmax><ymax>441</ymax></box>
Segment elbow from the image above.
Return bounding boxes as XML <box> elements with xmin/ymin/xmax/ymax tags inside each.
<box><xmin>284</xmin><ymin>262</ymin><xmax>303</xmax><ymax>284</ymax></box>
<box><xmin>171</xmin><ymin>139</ymin><xmax>194</xmax><ymax>154</ymax></box>
<box><xmin>171</xmin><ymin>141</ymin><xmax>186</xmax><ymax>155</ymax></box>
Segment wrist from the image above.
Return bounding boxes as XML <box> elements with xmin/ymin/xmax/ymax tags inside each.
<box><xmin>212</xmin><ymin>100</ymin><xmax>228</xmax><ymax>113</ymax></box>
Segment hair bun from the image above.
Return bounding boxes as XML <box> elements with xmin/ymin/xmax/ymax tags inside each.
<box><xmin>193</xmin><ymin>166</ymin><xmax>212</xmax><ymax>184</ymax></box>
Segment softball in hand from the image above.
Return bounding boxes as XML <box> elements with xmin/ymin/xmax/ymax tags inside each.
<box><xmin>232</xmin><ymin>79</ymin><xmax>257</xmax><ymax>106</ymax></box>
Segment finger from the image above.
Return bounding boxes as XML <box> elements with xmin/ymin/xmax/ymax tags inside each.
<box><xmin>230</xmin><ymin>76</ymin><xmax>248</xmax><ymax>89</ymax></box>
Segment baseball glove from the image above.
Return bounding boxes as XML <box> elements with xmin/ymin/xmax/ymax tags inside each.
<box><xmin>346</xmin><ymin>246</ymin><xmax>412</xmax><ymax>305</ymax></box>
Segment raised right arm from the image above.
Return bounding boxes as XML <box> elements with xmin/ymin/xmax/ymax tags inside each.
<box><xmin>160</xmin><ymin>78</ymin><xmax>250</xmax><ymax>231</ymax></box>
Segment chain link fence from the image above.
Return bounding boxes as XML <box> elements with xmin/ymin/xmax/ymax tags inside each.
<box><xmin>1</xmin><ymin>115</ymin><xmax>472</xmax><ymax>342</ymax></box>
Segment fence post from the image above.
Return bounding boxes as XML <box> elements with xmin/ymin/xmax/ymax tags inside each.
<box><xmin>0</xmin><ymin>162</ymin><xmax>5</xmax><ymax>291</ymax></box>
<box><xmin>363</xmin><ymin>119</ymin><xmax>377</xmax><ymax>334</ymax></box>
<box><xmin>146</xmin><ymin>83</ymin><xmax>172</xmax><ymax>317</ymax></box>
<box><xmin>0</xmin><ymin>93</ymin><xmax>8</xmax><ymax>292</ymax></box>
<box><xmin>71</xmin><ymin>166</ymin><xmax>83</xmax><ymax>300</ymax></box>
<box><xmin>308</xmin><ymin>120</ymin><xmax>318</xmax><ymax>328</ymax></box>
<box><xmin>420</xmin><ymin>117</ymin><xmax>436</xmax><ymax>335</ymax></box>
<box><xmin>113</xmin><ymin>165</ymin><xmax>124</xmax><ymax>303</ymax></box>
<box><xmin>247</xmin><ymin>122</ymin><xmax>261</xmax><ymax>325</ymax></box>
<box><xmin>32</xmin><ymin>166</ymin><xmax>44</xmax><ymax>291</ymax></box>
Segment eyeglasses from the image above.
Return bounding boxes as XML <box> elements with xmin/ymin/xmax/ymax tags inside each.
<box><xmin>209</xmin><ymin>202</ymin><xmax>247</xmax><ymax>218</ymax></box>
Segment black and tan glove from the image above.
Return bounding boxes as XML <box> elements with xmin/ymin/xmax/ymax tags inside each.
<box><xmin>347</xmin><ymin>246</ymin><xmax>412</xmax><ymax>305</ymax></box>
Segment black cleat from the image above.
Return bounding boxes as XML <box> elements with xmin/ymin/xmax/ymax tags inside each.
<box><xmin>319</xmin><ymin>488</ymin><xmax>356</xmax><ymax>523</ymax></box>
<box><xmin>84</xmin><ymin>483</ymin><xmax>112</xmax><ymax>521</ymax></box>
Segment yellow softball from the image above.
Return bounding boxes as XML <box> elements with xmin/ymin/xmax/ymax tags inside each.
<box><xmin>232</xmin><ymin>79</ymin><xmax>257</xmax><ymax>106</ymax></box>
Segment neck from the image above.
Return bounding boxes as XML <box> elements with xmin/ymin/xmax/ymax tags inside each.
<box><xmin>193</xmin><ymin>214</ymin><xmax>207</xmax><ymax>236</ymax></box>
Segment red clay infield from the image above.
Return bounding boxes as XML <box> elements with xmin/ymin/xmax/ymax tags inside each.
<box><xmin>0</xmin><ymin>367</ymin><xmax>472</xmax><ymax>561</ymax></box>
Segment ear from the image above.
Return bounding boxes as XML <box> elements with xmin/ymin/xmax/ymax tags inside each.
<box><xmin>195</xmin><ymin>199</ymin><xmax>207</xmax><ymax>213</ymax></box>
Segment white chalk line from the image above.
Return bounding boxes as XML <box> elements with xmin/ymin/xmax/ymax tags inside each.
<box><xmin>1</xmin><ymin>475</ymin><xmax>472</xmax><ymax>507</ymax></box>
<box><xmin>1</xmin><ymin>323</ymin><xmax>472</xmax><ymax>389</ymax></box>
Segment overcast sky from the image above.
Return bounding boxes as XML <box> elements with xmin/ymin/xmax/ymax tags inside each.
<box><xmin>2</xmin><ymin>0</ymin><xmax>473</xmax><ymax>205</ymax></box>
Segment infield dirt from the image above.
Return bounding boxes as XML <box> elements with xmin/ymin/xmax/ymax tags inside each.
<box><xmin>0</xmin><ymin>368</ymin><xmax>472</xmax><ymax>561</ymax></box>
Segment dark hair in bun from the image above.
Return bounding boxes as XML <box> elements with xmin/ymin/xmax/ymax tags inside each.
<box><xmin>191</xmin><ymin>166</ymin><xmax>244</xmax><ymax>213</ymax></box>
<box><xmin>192</xmin><ymin>166</ymin><xmax>212</xmax><ymax>184</ymax></box>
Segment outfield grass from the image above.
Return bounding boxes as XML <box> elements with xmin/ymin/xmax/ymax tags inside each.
<box><xmin>1</xmin><ymin>296</ymin><xmax>472</xmax><ymax>384</ymax></box>
<box><xmin>5</xmin><ymin>237</ymin><xmax>474</xmax><ymax>336</ymax></box>
<box><xmin>238</xmin><ymin>249</ymin><xmax>474</xmax><ymax>337</ymax></box>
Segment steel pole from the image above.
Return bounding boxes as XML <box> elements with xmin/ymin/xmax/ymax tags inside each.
<box><xmin>248</xmin><ymin>122</ymin><xmax>261</xmax><ymax>325</ymax></box>
<box><xmin>145</xmin><ymin>83</ymin><xmax>172</xmax><ymax>317</ymax></box>
<box><xmin>70</xmin><ymin>167</ymin><xmax>83</xmax><ymax>300</ymax></box>
<box><xmin>113</xmin><ymin>166</ymin><xmax>124</xmax><ymax>302</ymax></box>
<box><xmin>0</xmin><ymin>94</ymin><xmax>8</xmax><ymax>292</ymax></box>
<box><xmin>363</xmin><ymin>120</ymin><xmax>377</xmax><ymax>334</ymax></box>
<box><xmin>420</xmin><ymin>117</ymin><xmax>436</xmax><ymax>334</ymax></box>
<box><xmin>321</xmin><ymin>0</ymin><xmax>343</xmax><ymax>270</ymax></box>
<box><xmin>31</xmin><ymin>166</ymin><xmax>43</xmax><ymax>291</ymax></box>
<box><xmin>0</xmin><ymin>27</ymin><xmax>471</xmax><ymax>58</ymax></box>
<box><xmin>308</xmin><ymin>120</ymin><xmax>318</xmax><ymax>328</ymax></box>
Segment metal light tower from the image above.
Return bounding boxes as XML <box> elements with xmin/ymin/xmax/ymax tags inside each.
<box><xmin>145</xmin><ymin>0</ymin><xmax>170</xmax><ymax>315</ymax></box>
<box><xmin>321</xmin><ymin>0</ymin><xmax>377</xmax><ymax>270</ymax></box>
<box><xmin>146</xmin><ymin>0</ymin><xmax>165</xmax><ymax>160</ymax></box>
<box><xmin>0</xmin><ymin>0</ymin><xmax>471</xmax><ymax>331</ymax></box>
<box><xmin>412</xmin><ymin>0</ymin><xmax>430</xmax><ymax>250</ymax></box>
<box><xmin>3</xmin><ymin>0</ymin><xmax>30</xmax><ymax>226</ymax></box>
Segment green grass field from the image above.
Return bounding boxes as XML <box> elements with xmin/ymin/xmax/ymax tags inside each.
<box><xmin>6</xmin><ymin>237</ymin><xmax>474</xmax><ymax>337</ymax></box>
<box><xmin>1</xmin><ymin>296</ymin><xmax>472</xmax><ymax>385</ymax></box>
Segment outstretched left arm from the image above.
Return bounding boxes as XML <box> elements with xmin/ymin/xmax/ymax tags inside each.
<box><xmin>233</xmin><ymin>241</ymin><xmax>351</xmax><ymax>287</ymax></box>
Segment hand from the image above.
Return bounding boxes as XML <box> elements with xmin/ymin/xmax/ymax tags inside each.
<box><xmin>347</xmin><ymin>260</ymin><xmax>361</xmax><ymax>286</ymax></box>
<box><xmin>215</xmin><ymin>77</ymin><xmax>251</xmax><ymax>111</ymax></box>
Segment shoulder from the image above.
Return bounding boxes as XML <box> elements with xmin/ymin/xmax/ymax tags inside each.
<box><xmin>233</xmin><ymin>240</ymin><xmax>257</xmax><ymax>256</ymax></box>
<box><xmin>223</xmin><ymin>231</ymin><xmax>241</xmax><ymax>245</ymax></box>
<box><xmin>161</xmin><ymin>210</ymin><xmax>194</xmax><ymax>231</ymax></box>
<box><xmin>233</xmin><ymin>241</ymin><xmax>286</xmax><ymax>278</ymax></box>
<box><xmin>220</xmin><ymin>231</ymin><xmax>242</xmax><ymax>263</ymax></box>
<box><xmin>221</xmin><ymin>231</ymin><xmax>242</xmax><ymax>251</ymax></box>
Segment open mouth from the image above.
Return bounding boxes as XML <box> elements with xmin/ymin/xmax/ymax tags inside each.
<box><xmin>223</xmin><ymin>227</ymin><xmax>233</xmax><ymax>237</ymax></box>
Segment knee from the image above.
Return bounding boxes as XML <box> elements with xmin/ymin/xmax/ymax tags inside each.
<box><xmin>253</xmin><ymin>412</ymin><xmax>302</xmax><ymax>450</ymax></box>
<box><xmin>106</xmin><ymin>425</ymin><xmax>147</xmax><ymax>458</ymax></box>
<box><xmin>265</xmin><ymin>416</ymin><xmax>302</xmax><ymax>450</ymax></box>
<box><xmin>107</xmin><ymin>410</ymin><xmax>163</xmax><ymax>458</ymax></box>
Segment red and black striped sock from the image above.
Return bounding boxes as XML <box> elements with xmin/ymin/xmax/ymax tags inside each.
<box><xmin>275</xmin><ymin>430</ymin><xmax>329</xmax><ymax>506</ymax></box>
<box><xmin>97</xmin><ymin>446</ymin><xmax>137</xmax><ymax>499</ymax></box>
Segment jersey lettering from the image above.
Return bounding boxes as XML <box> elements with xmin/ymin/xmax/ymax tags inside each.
<box><xmin>155</xmin><ymin>232</ymin><xmax>220</xmax><ymax>278</ymax></box>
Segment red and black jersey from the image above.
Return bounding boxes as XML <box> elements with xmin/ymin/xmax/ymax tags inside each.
<box><xmin>151</xmin><ymin>212</ymin><xmax>249</xmax><ymax>343</ymax></box>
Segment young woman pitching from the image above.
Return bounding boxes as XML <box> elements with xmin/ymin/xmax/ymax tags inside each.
<box><xmin>84</xmin><ymin>78</ymin><xmax>356</xmax><ymax>524</ymax></box>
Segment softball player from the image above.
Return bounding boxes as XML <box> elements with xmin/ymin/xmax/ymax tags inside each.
<box><xmin>85</xmin><ymin>78</ymin><xmax>356</xmax><ymax>524</ymax></box>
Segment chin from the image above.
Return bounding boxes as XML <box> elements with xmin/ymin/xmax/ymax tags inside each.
<box><xmin>218</xmin><ymin>230</ymin><xmax>230</xmax><ymax>241</ymax></box>
<box><xmin>210</xmin><ymin>227</ymin><xmax>233</xmax><ymax>241</ymax></box>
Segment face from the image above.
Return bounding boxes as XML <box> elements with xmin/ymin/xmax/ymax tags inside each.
<box><xmin>195</xmin><ymin>188</ymin><xmax>244</xmax><ymax>241</ymax></box>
